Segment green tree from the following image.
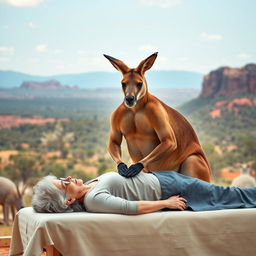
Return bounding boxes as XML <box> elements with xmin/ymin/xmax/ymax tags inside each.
<box><xmin>1</xmin><ymin>153</ymin><xmax>40</xmax><ymax>195</ymax></box>
<box><xmin>69</xmin><ymin>169</ymin><xmax>94</xmax><ymax>182</ymax></box>
<box><xmin>41</xmin><ymin>122</ymin><xmax>74</xmax><ymax>158</ymax></box>
<box><xmin>235</xmin><ymin>135</ymin><xmax>256</xmax><ymax>161</ymax></box>
<box><xmin>41</xmin><ymin>161</ymin><xmax>68</xmax><ymax>177</ymax></box>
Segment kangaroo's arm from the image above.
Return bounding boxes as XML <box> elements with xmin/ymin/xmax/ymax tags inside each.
<box><xmin>140</xmin><ymin>103</ymin><xmax>177</xmax><ymax>169</ymax></box>
<box><xmin>108</xmin><ymin>112</ymin><xmax>123</xmax><ymax>165</ymax></box>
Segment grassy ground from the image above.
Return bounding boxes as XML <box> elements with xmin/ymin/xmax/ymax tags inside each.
<box><xmin>0</xmin><ymin>196</ymin><xmax>32</xmax><ymax>237</ymax></box>
<box><xmin>0</xmin><ymin>224</ymin><xmax>13</xmax><ymax>236</ymax></box>
<box><xmin>0</xmin><ymin>209</ymin><xmax>13</xmax><ymax>236</ymax></box>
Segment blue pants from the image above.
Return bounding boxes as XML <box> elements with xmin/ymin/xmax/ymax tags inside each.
<box><xmin>151</xmin><ymin>171</ymin><xmax>256</xmax><ymax>211</ymax></box>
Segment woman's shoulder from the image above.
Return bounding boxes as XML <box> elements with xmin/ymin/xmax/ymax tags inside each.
<box><xmin>100</xmin><ymin>172</ymin><xmax>124</xmax><ymax>185</ymax></box>
<box><xmin>84</xmin><ymin>172</ymin><xmax>121</xmax><ymax>205</ymax></box>
<box><xmin>87</xmin><ymin>172</ymin><xmax>122</xmax><ymax>190</ymax></box>
<box><xmin>100</xmin><ymin>171</ymin><xmax>121</xmax><ymax>180</ymax></box>
<box><xmin>85</xmin><ymin>172</ymin><xmax>119</xmax><ymax>184</ymax></box>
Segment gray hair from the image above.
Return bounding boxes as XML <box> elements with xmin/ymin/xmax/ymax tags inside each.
<box><xmin>32</xmin><ymin>175</ymin><xmax>85</xmax><ymax>213</ymax></box>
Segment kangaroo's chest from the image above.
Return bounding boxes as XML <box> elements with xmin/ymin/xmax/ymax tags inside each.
<box><xmin>120</xmin><ymin>111</ymin><xmax>155</xmax><ymax>137</ymax></box>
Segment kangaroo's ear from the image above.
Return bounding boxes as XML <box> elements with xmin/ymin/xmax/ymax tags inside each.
<box><xmin>103</xmin><ymin>54</ymin><xmax>130</xmax><ymax>74</ymax></box>
<box><xmin>135</xmin><ymin>52</ymin><xmax>158</xmax><ymax>75</ymax></box>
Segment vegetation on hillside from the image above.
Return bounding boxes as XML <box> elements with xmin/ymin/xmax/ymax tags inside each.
<box><xmin>179</xmin><ymin>93</ymin><xmax>256</xmax><ymax>175</ymax></box>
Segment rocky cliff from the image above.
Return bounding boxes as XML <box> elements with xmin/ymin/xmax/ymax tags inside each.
<box><xmin>20</xmin><ymin>79</ymin><xmax>78</xmax><ymax>89</ymax></box>
<box><xmin>200</xmin><ymin>64</ymin><xmax>256</xmax><ymax>98</ymax></box>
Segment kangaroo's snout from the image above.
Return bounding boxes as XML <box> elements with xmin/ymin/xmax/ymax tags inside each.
<box><xmin>125</xmin><ymin>96</ymin><xmax>135</xmax><ymax>106</ymax></box>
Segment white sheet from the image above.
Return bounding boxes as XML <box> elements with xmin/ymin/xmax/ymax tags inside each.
<box><xmin>9</xmin><ymin>207</ymin><xmax>256</xmax><ymax>256</ymax></box>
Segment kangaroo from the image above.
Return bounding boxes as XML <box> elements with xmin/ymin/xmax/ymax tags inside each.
<box><xmin>104</xmin><ymin>52</ymin><xmax>211</xmax><ymax>182</ymax></box>
<box><xmin>0</xmin><ymin>177</ymin><xmax>23</xmax><ymax>225</ymax></box>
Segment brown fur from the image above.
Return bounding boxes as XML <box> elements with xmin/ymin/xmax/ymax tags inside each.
<box><xmin>104</xmin><ymin>53</ymin><xmax>211</xmax><ymax>182</ymax></box>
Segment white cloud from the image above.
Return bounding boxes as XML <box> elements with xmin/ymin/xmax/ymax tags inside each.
<box><xmin>0</xmin><ymin>0</ymin><xmax>44</xmax><ymax>7</ymax></box>
<box><xmin>138</xmin><ymin>44</ymin><xmax>158</xmax><ymax>52</ymax></box>
<box><xmin>53</xmin><ymin>49</ymin><xmax>63</xmax><ymax>55</ymax></box>
<box><xmin>28</xmin><ymin>58</ymin><xmax>40</xmax><ymax>63</ymax></box>
<box><xmin>178</xmin><ymin>57</ymin><xmax>188</xmax><ymax>62</ymax></box>
<box><xmin>200</xmin><ymin>33</ymin><xmax>223</xmax><ymax>41</ymax></box>
<box><xmin>79</xmin><ymin>57</ymin><xmax>103</xmax><ymax>66</ymax></box>
<box><xmin>28</xmin><ymin>22</ymin><xmax>36</xmax><ymax>29</ymax></box>
<box><xmin>0</xmin><ymin>46</ymin><xmax>15</xmax><ymax>56</ymax></box>
<box><xmin>35</xmin><ymin>46</ymin><xmax>63</xmax><ymax>55</ymax></box>
<box><xmin>35</xmin><ymin>44</ymin><xmax>48</xmax><ymax>53</ymax></box>
<box><xmin>3</xmin><ymin>24</ymin><xmax>11</xmax><ymax>29</ymax></box>
<box><xmin>0</xmin><ymin>57</ymin><xmax>10</xmax><ymax>62</ymax></box>
<box><xmin>237</xmin><ymin>53</ymin><xmax>250</xmax><ymax>59</ymax></box>
<box><xmin>140</xmin><ymin>0</ymin><xmax>181</xmax><ymax>8</ymax></box>
<box><xmin>49</xmin><ymin>59</ymin><xmax>63</xmax><ymax>65</ymax></box>
<box><xmin>77</xmin><ymin>50</ymin><xmax>88</xmax><ymax>55</ymax></box>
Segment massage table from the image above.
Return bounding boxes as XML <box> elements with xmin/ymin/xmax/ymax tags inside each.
<box><xmin>9</xmin><ymin>207</ymin><xmax>256</xmax><ymax>256</ymax></box>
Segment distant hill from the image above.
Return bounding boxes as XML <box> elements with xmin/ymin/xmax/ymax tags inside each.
<box><xmin>20</xmin><ymin>79</ymin><xmax>79</xmax><ymax>90</ymax></box>
<box><xmin>179</xmin><ymin>64</ymin><xmax>256</xmax><ymax>173</ymax></box>
<box><xmin>179</xmin><ymin>92</ymin><xmax>256</xmax><ymax>170</ymax></box>
<box><xmin>200</xmin><ymin>63</ymin><xmax>256</xmax><ymax>98</ymax></box>
<box><xmin>181</xmin><ymin>63</ymin><xmax>256</xmax><ymax>112</ymax></box>
<box><xmin>0</xmin><ymin>70</ymin><xmax>203</xmax><ymax>90</ymax></box>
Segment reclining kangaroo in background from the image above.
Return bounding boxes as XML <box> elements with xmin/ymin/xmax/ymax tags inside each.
<box><xmin>104</xmin><ymin>52</ymin><xmax>211</xmax><ymax>182</ymax></box>
<box><xmin>0</xmin><ymin>176</ymin><xmax>23</xmax><ymax>225</ymax></box>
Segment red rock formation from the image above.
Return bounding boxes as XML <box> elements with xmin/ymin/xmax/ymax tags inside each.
<box><xmin>0</xmin><ymin>115</ymin><xmax>69</xmax><ymax>129</ymax></box>
<box><xmin>200</xmin><ymin>64</ymin><xmax>256</xmax><ymax>98</ymax></box>
<box><xmin>220</xmin><ymin>168</ymin><xmax>240</xmax><ymax>181</ymax></box>
<box><xmin>209</xmin><ymin>109</ymin><xmax>221</xmax><ymax>118</ymax></box>
<box><xmin>21</xmin><ymin>80</ymin><xmax>65</xmax><ymax>89</ymax></box>
<box><xmin>209</xmin><ymin>98</ymin><xmax>256</xmax><ymax>118</ymax></box>
<box><xmin>227</xmin><ymin>98</ymin><xmax>253</xmax><ymax>111</ymax></box>
<box><xmin>214</xmin><ymin>101</ymin><xmax>228</xmax><ymax>108</ymax></box>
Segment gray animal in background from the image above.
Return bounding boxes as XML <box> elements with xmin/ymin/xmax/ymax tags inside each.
<box><xmin>231</xmin><ymin>175</ymin><xmax>256</xmax><ymax>188</ymax></box>
<box><xmin>0</xmin><ymin>177</ymin><xmax>23</xmax><ymax>225</ymax></box>
<box><xmin>231</xmin><ymin>164</ymin><xmax>256</xmax><ymax>188</ymax></box>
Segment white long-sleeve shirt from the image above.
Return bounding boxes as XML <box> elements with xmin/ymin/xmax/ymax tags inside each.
<box><xmin>84</xmin><ymin>172</ymin><xmax>162</xmax><ymax>214</ymax></box>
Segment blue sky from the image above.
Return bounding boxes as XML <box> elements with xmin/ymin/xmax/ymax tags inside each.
<box><xmin>0</xmin><ymin>0</ymin><xmax>255</xmax><ymax>76</ymax></box>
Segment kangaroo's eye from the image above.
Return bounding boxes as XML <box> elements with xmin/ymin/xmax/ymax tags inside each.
<box><xmin>137</xmin><ymin>82</ymin><xmax>143</xmax><ymax>89</ymax></box>
<box><xmin>122</xmin><ymin>82</ymin><xmax>126</xmax><ymax>89</ymax></box>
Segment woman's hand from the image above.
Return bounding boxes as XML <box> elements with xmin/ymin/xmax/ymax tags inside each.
<box><xmin>136</xmin><ymin>196</ymin><xmax>187</xmax><ymax>214</ymax></box>
<box><xmin>165</xmin><ymin>195</ymin><xmax>187</xmax><ymax>211</ymax></box>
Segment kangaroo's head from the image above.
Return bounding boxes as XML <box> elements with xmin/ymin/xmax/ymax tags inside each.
<box><xmin>104</xmin><ymin>52</ymin><xmax>158</xmax><ymax>108</ymax></box>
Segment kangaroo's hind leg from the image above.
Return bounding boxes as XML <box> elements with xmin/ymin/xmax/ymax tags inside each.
<box><xmin>179</xmin><ymin>154</ymin><xmax>211</xmax><ymax>182</ymax></box>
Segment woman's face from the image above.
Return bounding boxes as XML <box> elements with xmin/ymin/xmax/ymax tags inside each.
<box><xmin>53</xmin><ymin>176</ymin><xmax>85</xmax><ymax>201</ymax></box>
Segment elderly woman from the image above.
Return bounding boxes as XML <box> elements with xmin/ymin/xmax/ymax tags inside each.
<box><xmin>32</xmin><ymin>171</ymin><xmax>256</xmax><ymax>214</ymax></box>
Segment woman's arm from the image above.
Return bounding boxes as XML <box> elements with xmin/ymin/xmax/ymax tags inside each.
<box><xmin>136</xmin><ymin>195</ymin><xmax>187</xmax><ymax>214</ymax></box>
<box><xmin>85</xmin><ymin>192</ymin><xmax>186</xmax><ymax>215</ymax></box>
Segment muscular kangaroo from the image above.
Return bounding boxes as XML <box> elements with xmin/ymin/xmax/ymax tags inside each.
<box><xmin>104</xmin><ymin>52</ymin><xmax>211</xmax><ymax>182</ymax></box>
